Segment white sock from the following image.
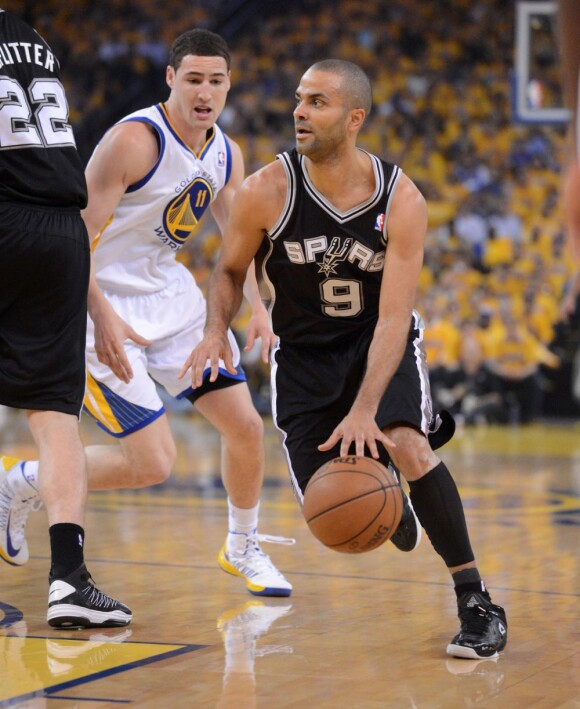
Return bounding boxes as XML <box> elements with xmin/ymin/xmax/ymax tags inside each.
<box><xmin>227</xmin><ymin>500</ymin><xmax>259</xmax><ymax>553</ymax></box>
<box><xmin>228</xmin><ymin>499</ymin><xmax>259</xmax><ymax>534</ymax></box>
<box><xmin>9</xmin><ymin>461</ymin><xmax>39</xmax><ymax>497</ymax></box>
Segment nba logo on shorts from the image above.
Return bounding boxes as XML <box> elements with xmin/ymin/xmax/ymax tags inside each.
<box><xmin>218</xmin><ymin>151</ymin><xmax>226</xmax><ymax>166</ymax></box>
<box><xmin>374</xmin><ymin>213</ymin><xmax>385</xmax><ymax>232</ymax></box>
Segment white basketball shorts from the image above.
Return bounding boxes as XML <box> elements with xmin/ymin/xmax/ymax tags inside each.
<box><xmin>83</xmin><ymin>270</ymin><xmax>244</xmax><ymax>437</ymax></box>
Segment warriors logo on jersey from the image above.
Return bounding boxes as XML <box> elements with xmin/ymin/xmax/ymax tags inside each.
<box><xmin>162</xmin><ymin>176</ymin><xmax>213</xmax><ymax>247</ymax></box>
<box><xmin>92</xmin><ymin>103</ymin><xmax>232</xmax><ymax>294</ymax></box>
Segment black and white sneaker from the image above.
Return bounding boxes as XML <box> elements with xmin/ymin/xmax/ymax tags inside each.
<box><xmin>47</xmin><ymin>565</ymin><xmax>132</xmax><ymax>629</ymax></box>
<box><xmin>447</xmin><ymin>591</ymin><xmax>508</xmax><ymax>659</ymax></box>
<box><xmin>389</xmin><ymin>489</ymin><xmax>421</xmax><ymax>552</ymax></box>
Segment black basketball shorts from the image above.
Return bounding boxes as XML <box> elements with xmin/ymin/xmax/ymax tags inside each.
<box><xmin>271</xmin><ymin>314</ymin><xmax>435</xmax><ymax>500</ymax></box>
<box><xmin>0</xmin><ymin>202</ymin><xmax>90</xmax><ymax>415</ymax></box>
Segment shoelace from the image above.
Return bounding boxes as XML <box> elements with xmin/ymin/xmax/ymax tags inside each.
<box><xmin>240</xmin><ymin>546</ymin><xmax>286</xmax><ymax>577</ymax></box>
<box><xmin>230</xmin><ymin>534</ymin><xmax>294</xmax><ymax>578</ymax></box>
<box><xmin>255</xmin><ymin>534</ymin><xmax>296</xmax><ymax>546</ymax></box>
<box><xmin>8</xmin><ymin>493</ymin><xmax>42</xmax><ymax>545</ymax></box>
<box><xmin>80</xmin><ymin>581</ymin><xmax>122</xmax><ymax>610</ymax></box>
<box><xmin>0</xmin><ymin>485</ymin><xmax>13</xmax><ymax>528</ymax></box>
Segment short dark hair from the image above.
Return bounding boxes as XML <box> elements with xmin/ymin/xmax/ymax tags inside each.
<box><xmin>169</xmin><ymin>29</ymin><xmax>231</xmax><ymax>71</ymax></box>
<box><xmin>309</xmin><ymin>59</ymin><xmax>372</xmax><ymax>114</ymax></box>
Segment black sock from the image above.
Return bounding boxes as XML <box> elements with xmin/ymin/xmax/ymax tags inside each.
<box><xmin>49</xmin><ymin>523</ymin><xmax>85</xmax><ymax>579</ymax></box>
<box><xmin>408</xmin><ymin>462</ymin><xmax>475</xmax><ymax>568</ymax></box>
<box><xmin>452</xmin><ymin>568</ymin><xmax>489</xmax><ymax>600</ymax></box>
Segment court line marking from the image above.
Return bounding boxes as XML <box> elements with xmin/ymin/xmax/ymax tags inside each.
<box><xmin>0</xmin><ymin>642</ymin><xmax>207</xmax><ymax>708</ymax></box>
<box><xmin>17</xmin><ymin>557</ymin><xmax>580</xmax><ymax>599</ymax></box>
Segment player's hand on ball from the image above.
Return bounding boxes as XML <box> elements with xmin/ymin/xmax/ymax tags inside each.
<box><xmin>318</xmin><ymin>409</ymin><xmax>396</xmax><ymax>458</ymax></box>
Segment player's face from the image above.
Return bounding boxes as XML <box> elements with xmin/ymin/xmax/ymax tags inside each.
<box><xmin>293</xmin><ymin>70</ymin><xmax>350</xmax><ymax>160</ymax></box>
<box><xmin>166</xmin><ymin>55</ymin><xmax>231</xmax><ymax>131</ymax></box>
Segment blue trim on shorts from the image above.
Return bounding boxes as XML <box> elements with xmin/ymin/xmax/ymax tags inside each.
<box><xmin>176</xmin><ymin>365</ymin><xmax>246</xmax><ymax>400</ymax></box>
<box><xmin>85</xmin><ymin>406</ymin><xmax>166</xmax><ymax>439</ymax></box>
<box><xmin>87</xmin><ymin>377</ymin><xmax>163</xmax><ymax>432</ymax></box>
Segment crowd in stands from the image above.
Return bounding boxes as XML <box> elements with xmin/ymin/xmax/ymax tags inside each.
<box><xmin>7</xmin><ymin>0</ymin><xmax>579</xmax><ymax>423</ymax></box>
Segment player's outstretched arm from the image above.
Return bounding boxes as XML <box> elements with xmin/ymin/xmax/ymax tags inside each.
<box><xmin>558</xmin><ymin>0</ymin><xmax>580</xmax><ymax>259</ymax></box>
<box><xmin>563</xmin><ymin>161</ymin><xmax>580</xmax><ymax>260</ymax></box>
<box><xmin>210</xmin><ymin>140</ymin><xmax>275</xmax><ymax>362</ymax></box>
<box><xmin>184</xmin><ymin>161</ymin><xmax>286</xmax><ymax>387</ymax></box>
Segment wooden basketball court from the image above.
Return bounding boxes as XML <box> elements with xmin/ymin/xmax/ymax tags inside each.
<box><xmin>1</xmin><ymin>411</ymin><xmax>579</xmax><ymax>707</ymax></box>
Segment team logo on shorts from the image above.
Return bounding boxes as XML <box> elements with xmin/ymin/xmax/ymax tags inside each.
<box><xmin>162</xmin><ymin>177</ymin><xmax>214</xmax><ymax>246</ymax></box>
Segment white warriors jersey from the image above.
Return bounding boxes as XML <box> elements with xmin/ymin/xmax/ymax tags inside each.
<box><xmin>93</xmin><ymin>103</ymin><xmax>232</xmax><ymax>294</ymax></box>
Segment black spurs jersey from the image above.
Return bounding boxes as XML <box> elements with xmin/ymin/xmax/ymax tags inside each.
<box><xmin>262</xmin><ymin>149</ymin><xmax>401</xmax><ymax>347</ymax></box>
<box><xmin>0</xmin><ymin>10</ymin><xmax>87</xmax><ymax>207</ymax></box>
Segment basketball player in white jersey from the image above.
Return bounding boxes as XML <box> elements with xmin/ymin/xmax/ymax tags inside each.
<box><xmin>0</xmin><ymin>29</ymin><xmax>292</xmax><ymax>597</ymax></box>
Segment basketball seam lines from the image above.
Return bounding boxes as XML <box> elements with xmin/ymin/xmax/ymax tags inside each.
<box><xmin>305</xmin><ymin>485</ymin><xmax>397</xmax><ymax>524</ymax></box>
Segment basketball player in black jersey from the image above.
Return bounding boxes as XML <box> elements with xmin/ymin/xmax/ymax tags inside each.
<box><xmin>0</xmin><ymin>9</ymin><xmax>131</xmax><ymax>628</ymax></box>
<box><xmin>187</xmin><ymin>59</ymin><xmax>508</xmax><ymax>659</ymax></box>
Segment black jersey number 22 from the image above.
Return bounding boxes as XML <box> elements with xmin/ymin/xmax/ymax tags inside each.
<box><xmin>0</xmin><ymin>76</ymin><xmax>76</xmax><ymax>149</ymax></box>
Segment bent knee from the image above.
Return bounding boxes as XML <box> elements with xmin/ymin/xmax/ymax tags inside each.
<box><xmin>224</xmin><ymin>410</ymin><xmax>264</xmax><ymax>445</ymax></box>
<box><xmin>386</xmin><ymin>427</ymin><xmax>438</xmax><ymax>478</ymax></box>
<box><xmin>128</xmin><ymin>444</ymin><xmax>176</xmax><ymax>487</ymax></box>
<box><xmin>246</xmin><ymin>411</ymin><xmax>264</xmax><ymax>440</ymax></box>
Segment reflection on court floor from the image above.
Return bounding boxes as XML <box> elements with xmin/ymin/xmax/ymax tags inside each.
<box><xmin>0</xmin><ymin>415</ymin><xmax>579</xmax><ymax>706</ymax></box>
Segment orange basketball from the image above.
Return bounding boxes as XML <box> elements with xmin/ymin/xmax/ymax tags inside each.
<box><xmin>303</xmin><ymin>456</ymin><xmax>403</xmax><ymax>553</ymax></box>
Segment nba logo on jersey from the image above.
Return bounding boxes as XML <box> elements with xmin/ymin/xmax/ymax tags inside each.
<box><xmin>218</xmin><ymin>151</ymin><xmax>226</xmax><ymax>167</ymax></box>
<box><xmin>374</xmin><ymin>213</ymin><xmax>385</xmax><ymax>232</ymax></box>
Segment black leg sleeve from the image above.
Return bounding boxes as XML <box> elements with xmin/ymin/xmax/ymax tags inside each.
<box><xmin>408</xmin><ymin>462</ymin><xmax>475</xmax><ymax>568</ymax></box>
